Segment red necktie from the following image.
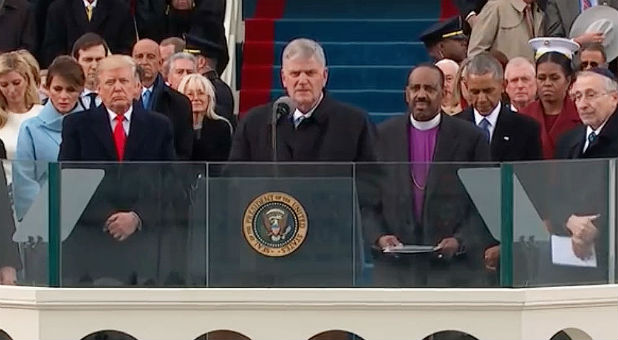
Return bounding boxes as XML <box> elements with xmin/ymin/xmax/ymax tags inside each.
<box><xmin>113</xmin><ymin>114</ymin><xmax>126</xmax><ymax>161</ymax></box>
<box><xmin>583</xmin><ymin>0</ymin><xmax>592</xmax><ymax>10</ymax></box>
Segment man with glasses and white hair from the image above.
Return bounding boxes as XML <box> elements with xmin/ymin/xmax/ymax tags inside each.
<box><xmin>229</xmin><ymin>38</ymin><xmax>376</xmax><ymax>162</ymax></box>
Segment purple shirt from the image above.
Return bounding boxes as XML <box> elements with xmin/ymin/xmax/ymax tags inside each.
<box><xmin>409</xmin><ymin>124</ymin><xmax>438</xmax><ymax>221</ymax></box>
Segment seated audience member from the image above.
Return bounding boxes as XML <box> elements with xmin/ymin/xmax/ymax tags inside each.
<box><xmin>165</xmin><ymin>52</ymin><xmax>197</xmax><ymax>90</ymax></box>
<box><xmin>468</xmin><ymin>0</ymin><xmax>544</xmax><ymax>60</ymax></box>
<box><xmin>229</xmin><ymin>38</ymin><xmax>375</xmax><ymax>162</ymax></box>
<box><xmin>178</xmin><ymin>74</ymin><xmax>232</xmax><ymax>161</ymax></box>
<box><xmin>419</xmin><ymin>16</ymin><xmax>469</xmax><ymax>64</ymax></box>
<box><xmin>160</xmin><ymin>37</ymin><xmax>186</xmax><ymax>65</ymax></box>
<box><xmin>13</xmin><ymin>56</ymin><xmax>86</xmax><ymax>220</ymax></box>
<box><xmin>0</xmin><ymin>139</ymin><xmax>20</xmax><ymax>285</ymax></box>
<box><xmin>521</xmin><ymin>38</ymin><xmax>581</xmax><ymax>159</ymax></box>
<box><xmin>41</xmin><ymin>0</ymin><xmax>135</xmax><ymax>66</ymax></box>
<box><xmin>367</xmin><ymin>63</ymin><xmax>493</xmax><ymax>287</ymax></box>
<box><xmin>545</xmin><ymin>0</ymin><xmax>617</xmax><ymax>44</ymax></box>
<box><xmin>504</xmin><ymin>57</ymin><xmax>537</xmax><ymax>112</ymax></box>
<box><xmin>453</xmin><ymin>57</ymin><xmax>472</xmax><ymax>110</ymax></box>
<box><xmin>72</xmin><ymin>33</ymin><xmax>109</xmax><ymax>110</ymax></box>
<box><xmin>185</xmin><ymin>29</ymin><xmax>235</xmax><ymax>126</ymax></box>
<box><xmin>435</xmin><ymin>59</ymin><xmax>462</xmax><ymax>115</ymax></box>
<box><xmin>0</xmin><ymin>52</ymin><xmax>43</xmax><ymax>167</ymax></box>
<box><xmin>0</xmin><ymin>0</ymin><xmax>36</xmax><ymax>53</ymax></box>
<box><xmin>58</xmin><ymin>55</ymin><xmax>175</xmax><ymax>285</ymax></box>
<box><xmin>578</xmin><ymin>42</ymin><xmax>608</xmax><ymax>71</ymax></box>
<box><xmin>132</xmin><ymin>39</ymin><xmax>193</xmax><ymax>160</ymax></box>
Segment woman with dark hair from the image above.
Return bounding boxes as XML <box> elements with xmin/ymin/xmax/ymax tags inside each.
<box><xmin>13</xmin><ymin>56</ymin><xmax>85</xmax><ymax>220</ymax></box>
<box><xmin>521</xmin><ymin>49</ymin><xmax>581</xmax><ymax>159</ymax></box>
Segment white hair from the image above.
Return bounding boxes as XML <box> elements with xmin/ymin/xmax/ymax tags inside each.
<box><xmin>435</xmin><ymin>59</ymin><xmax>459</xmax><ymax>71</ymax></box>
<box><xmin>281</xmin><ymin>38</ymin><xmax>326</xmax><ymax>67</ymax></box>
<box><xmin>504</xmin><ymin>57</ymin><xmax>535</xmax><ymax>80</ymax></box>
<box><xmin>177</xmin><ymin>74</ymin><xmax>232</xmax><ymax>133</ymax></box>
<box><xmin>576</xmin><ymin>71</ymin><xmax>618</xmax><ymax>92</ymax></box>
<box><xmin>164</xmin><ymin>52</ymin><xmax>197</xmax><ymax>77</ymax></box>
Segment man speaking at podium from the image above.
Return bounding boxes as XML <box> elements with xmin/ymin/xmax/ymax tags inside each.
<box><xmin>367</xmin><ymin>64</ymin><xmax>494</xmax><ymax>287</ymax></box>
<box><xmin>229</xmin><ymin>38</ymin><xmax>375</xmax><ymax>162</ymax></box>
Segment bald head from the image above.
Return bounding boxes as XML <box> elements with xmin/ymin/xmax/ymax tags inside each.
<box><xmin>132</xmin><ymin>39</ymin><xmax>162</xmax><ymax>87</ymax></box>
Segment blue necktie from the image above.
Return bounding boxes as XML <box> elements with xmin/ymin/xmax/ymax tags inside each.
<box><xmin>479</xmin><ymin>118</ymin><xmax>491</xmax><ymax>142</ymax></box>
<box><xmin>142</xmin><ymin>90</ymin><xmax>152</xmax><ymax>110</ymax></box>
<box><xmin>293</xmin><ymin>115</ymin><xmax>304</xmax><ymax>129</ymax></box>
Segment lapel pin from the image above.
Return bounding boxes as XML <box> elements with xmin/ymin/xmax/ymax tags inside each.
<box><xmin>503</xmin><ymin>136</ymin><xmax>510</xmax><ymax>141</ymax></box>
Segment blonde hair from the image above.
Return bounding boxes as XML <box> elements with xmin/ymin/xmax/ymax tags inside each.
<box><xmin>0</xmin><ymin>52</ymin><xmax>41</xmax><ymax>127</ymax></box>
<box><xmin>453</xmin><ymin>57</ymin><xmax>471</xmax><ymax>106</ymax></box>
<box><xmin>178</xmin><ymin>74</ymin><xmax>232</xmax><ymax>131</ymax></box>
<box><xmin>15</xmin><ymin>49</ymin><xmax>42</xmax><ymax>87</ymax></box>
<box><xmin>95</xmin><ymin>55</ymin><xmax>139</xmax><ymax>86</ymax></box>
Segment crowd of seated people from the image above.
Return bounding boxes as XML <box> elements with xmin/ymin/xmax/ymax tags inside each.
<box><xmin>1</xmin><ymin>0</ymin><xmax>618</xmax><ymax>288</ymax></box>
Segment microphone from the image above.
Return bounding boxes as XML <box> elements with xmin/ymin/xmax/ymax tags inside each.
<box><xmin>272</xmin><ymin>96</ymin><xmax>296</xmax><ymax>121</ymax></box>
<box><xmin>271</xmin><ymin>96</ymin><xmax>296</xmax><ymax>161</ymax></box>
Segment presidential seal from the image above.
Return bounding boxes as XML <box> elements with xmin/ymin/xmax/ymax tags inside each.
<box><xmin>242</xmin><ymin>192</ymin><xmax>308</xmax><ymax>257</ymax></box>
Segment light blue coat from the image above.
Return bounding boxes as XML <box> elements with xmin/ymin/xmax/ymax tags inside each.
<box><xmin>13</xmin><ymin>101</ymin><xmax>84</xmax><ymax>220</ymax></box>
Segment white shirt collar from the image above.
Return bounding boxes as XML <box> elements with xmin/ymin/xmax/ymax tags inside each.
<box><xmin>141</xmin><ymin>86</ymin><xmax>154</xmax><ymax>95</ymax></box>
<box><xmin>586</xmin><ymin>120</ymin><xmax>608</xmax><ymax>140</ymax></box>
<box><xmin>474</xmin><ymin>102</ymin><xmax>501</xmax><ymax>127</ymax></box>
<box><xmin>83</xmin><ymin>0</ymin><xmax>97</xmax><ymax>8</ymax></box>
<box><xmin>409</xmin><ymin>112</ymin><xmax>441</xmax><ymax>130</ymax></box>
<box><xmin>82</xmin><ymin>88</ymin><xmax>94</xmax><ymax>96</ymax></box>
<box><xmin>107</xmin><ymin>106</ymin><xmax>133</xmax><ymax>122</ymax></box>
<box><xmin>293</xmin><ymin>93</ymin><xmax>324</xmax><ymax>121</ymax></box>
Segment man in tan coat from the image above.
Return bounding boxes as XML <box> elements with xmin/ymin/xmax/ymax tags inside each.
<box><xmin>468</xmin><ymin>0</ymin><xmax>544</xmax><ymax>60</ymax></box>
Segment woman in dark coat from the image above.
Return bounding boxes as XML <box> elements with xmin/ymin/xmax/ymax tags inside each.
<box><xmin>177</xmin><ymin>73</ymin><xmax>232</xmax><ymax>161</ymax></box>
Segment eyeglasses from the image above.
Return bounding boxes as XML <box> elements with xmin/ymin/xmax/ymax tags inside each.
<box><xmin>571</xmin><ymin>90</ymin><xmax>610</xmax><ymax>103</ymax></box>
<box><xmin>580</xmin><ymin>61</ymin><xmax>600</xmax><ymax>69</ymax></box>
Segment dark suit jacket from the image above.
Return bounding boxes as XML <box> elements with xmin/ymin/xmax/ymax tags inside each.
<box><xmin>457</xmin><ymin>104</ymin><xmax>543</xmax><ymax>161</ymax></box>
<box><xmin>41</xmin><ymin>0</ymin><xmax>135</xmax><ymax>66</ymax></box>
<box><xmin>0</xmin><ymin>0</ymin><xmax>36</xmax><ymax>53</ymax></box>
<box><xmin>368</xmin><ymin>113</ymin><xmax>494</xmax><ymax>287</ymax></box>
<box><xmin>229</xmin><ymin>94</ymin><xmax>376</xmax><ymax>162</ymax></box>
<box><xmin>145</xmin><ymin>75</ymin><xmax>194</xmax><ymax>160</ymax></box>
<box><xmin>545</xmin><ymin>0</ymin><xmax>618</xmax><ymax>38</ymax></box>
<box><xmin>0</xmin><ymin>139</ymin><xmax>21</xmax><ymax>271</ymax></box>
<box><xmin>192</xmin><ymin>118</ymin><xmax>232</xmax><ymax>161</ymax></box>
<box><xmin>205</xmin><ymin>70</ymin><xmax>236</xmax><ymax>128</ymax></box>
<box><xmin>58</xmin><ymin>104</ymin><xmax>175</xmax><ymax>283</ymax></box>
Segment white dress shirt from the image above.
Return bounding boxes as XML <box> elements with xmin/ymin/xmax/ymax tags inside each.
<box><xmin>292</xmin><ymin>93</ymin><xmax>324</xmax><ymax>123</ymax></box>
<box><xmin>107</xmin><ymin>106</ymin><xmax>133</xmax><ymax>136</ymax></box>
<box><xmin>81</xmin><ymin>89</ymin><xmax>101</xmax><ymax>109</ymax></box>
<box><xmin>583</xmin><ymin>121</ymin><xmax>607</xmax><ymax>153</ymax></box>
<box><xmin>83</xmin><ymin>0</ymin><xmax>98</xmax><ymax>9</ymax></box>
<box><xmin>474</xmin><ymin>102</ymin><xmax>501</xmax><ymax>142</ymax></box>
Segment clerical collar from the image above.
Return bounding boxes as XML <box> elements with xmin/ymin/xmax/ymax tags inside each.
<box><xmin>409</xmin><ymin>112</ymin><xmax>441</xmax><ymax>130</ymax></box>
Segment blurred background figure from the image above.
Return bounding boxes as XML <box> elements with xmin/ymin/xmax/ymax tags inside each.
<box><xmin>160</xmin><ymin>37</ymin><xmax>186</xmax><ymax>66</ymax></box>
<box><xmin>436</xmin><ymin>59</ymin><xmax>462</xmax><ymax>115</ymax></box>
<box><xmin>504</xmin><ymin>57</ymin><xmax>537</xmax><ymax>112</ymax></box>
<box><xmin>71</xmin><ymin>33</ymin><xmax>109</xmax><ymax>110</ymax></box>
<box><xmin>419</xmin><ymin>16</ymin><xmax>469</xmax><ymax>64</ymax></box>
<box><xmin>177</xmin><ymin>74</ymin><xmax>232</xmax><ymax>161</ymax></box>
<box><xmin>0</xmin><ymin>0</ymin><xmax>36</xmax><ymax>54</ymax></box>
<box><xmin>578</xmin><ymin>42</ymin><xmax>608</xmax><ymax>70</ymax></box>
<box><xmin>164</xmin><ymin>52</ymin><xmax>196</xmax><ymax>89</ymax></box>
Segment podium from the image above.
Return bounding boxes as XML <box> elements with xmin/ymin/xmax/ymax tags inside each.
<box><xmin>206</xmin><ymin>164</ymin><xmax>359</xmax><ymax>287</ymax></box>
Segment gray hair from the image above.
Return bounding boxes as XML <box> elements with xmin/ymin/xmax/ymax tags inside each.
<box><xmin>504</xmin><ymin>57</ymin><xmax>535</xmax><ymax>80</ymax></box>
<box><xmin>281</xmin><ymin>38</ymin><xmax>326</xmax><ymax>67</ymax></box>
<box><xmin>465</xmin><ymin>53</ymin><xmax>504</xmax><ymax>81</ymax></box>
<box><xmin>164</xmin><ymin>52</ymin><xmax>197</xmax><ymax>77</ymax></box>
<box><xmin>577</xmin><ymin>71</ymin><xmax>618</xmax><ymax>93</ymax></box>
<box><xmin>96</xmin><ymin>55</ymin><xmax>139</xmax><ymax>85</ymax></box>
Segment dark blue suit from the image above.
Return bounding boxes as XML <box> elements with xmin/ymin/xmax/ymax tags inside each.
<box><xmin>58</xmin><ymin>104</ymin><xmax>175</xmax><ymax>285</ymax></box>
